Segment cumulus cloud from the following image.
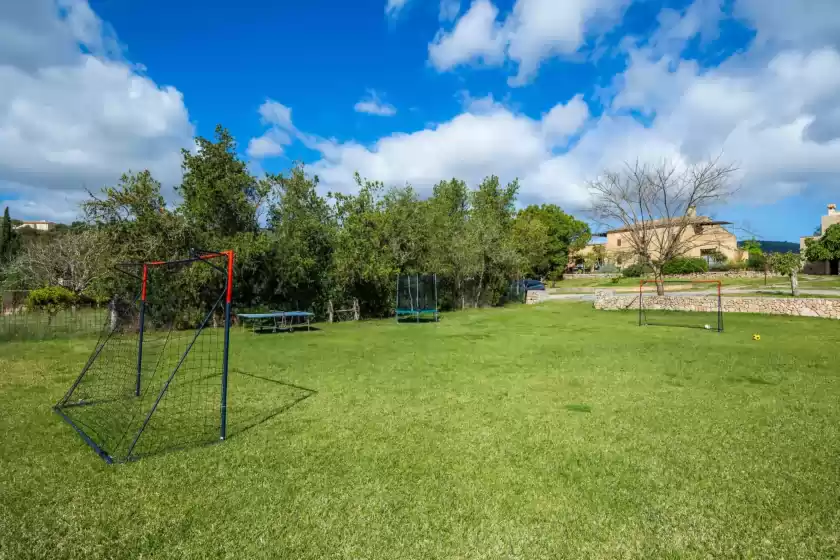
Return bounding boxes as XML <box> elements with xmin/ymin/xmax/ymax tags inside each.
<box><xmin>354</xmin><ymin>90</ymin><xmax>398</xmax><ymax>117</ymax></box>
<box><xmin>439</xmin><ymin>0</ymin><xmax>461</xmax><ymax>22</ymax></box>
<box><xmin>250</xmin><ymin>0</ymin><xmax>840</xmax><ymax>216</ymax></box>
<box><xmin>385</xmin><ymin>0</ymin><xmax>410</xmax><ymax>19</ymax></box>
<box><xmin>542</xmin><ymin>94</ymin><xmax>589</xmax><ymax>146</ymax></box>
<box><xmin>429</xmin><ymin>0</ymin><xmax>629</xmax><ymax>85</ymax></box>
<box><xmin>0</xmin><ymin>0</ymin><xmax>194</xmax><ymax>222</ymax></box>
<box><xmin>428</xmin><ymin>0</ymin><xmax>506</xmax><ymax>72</ymax></box>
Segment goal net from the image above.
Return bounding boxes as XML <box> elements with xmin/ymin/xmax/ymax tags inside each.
<box><xmin>638</xmin><ymin>280</ymin><xmax>723</xmax><ymax>332</ymax></box>
<box><xmin>54</xmin><ymin>250</ymin><xmax>234</xmax><ymax>463</ymax></box>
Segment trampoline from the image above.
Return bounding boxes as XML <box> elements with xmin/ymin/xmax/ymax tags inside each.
<box><xmin>396</xmin><ymin>274</ymin><xmax>439</xmax><ymax>323</ymax></box>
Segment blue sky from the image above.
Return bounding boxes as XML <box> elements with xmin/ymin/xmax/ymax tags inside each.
<box><xmin>2</xmin><ymin>0</ymin><xmax>840</xmax><ymax>241</ymax></box>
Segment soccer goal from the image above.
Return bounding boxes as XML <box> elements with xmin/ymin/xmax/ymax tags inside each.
<box><xmin>638</xmin><ymin>279</ymin><xmax>723</xmax><ymax>332</ymax></box>
<box><xmin>54</xmin><ymin>250</ymin><xmax>234</xmax><ymax>463</ymax></box>
<box><xmin>396</xmin><ymin>274</ymin><xmax>439</xmax><ymax>323</ymax></box>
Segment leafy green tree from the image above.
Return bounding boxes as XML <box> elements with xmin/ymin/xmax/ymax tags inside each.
<box><xmin>513</xmin><ymin>204</ymin><xmax>590</xmax><ymax>279</ymax></box>
<box><xmin>769</xmin><ymin>252</ymin><xmax>803</xmax><ymax>296</ymax></box>
<box><xmin>467</xmin><ymin>176</ymin><xmax>520</xmax><ymax>306</ymax></box>
<box><xmin>265</xmin><ymin>165</ymin><xmax>336</xmax><ymax>313</ymax></box>
<box><xmin>512</xmin><ymin>213</ymin><xmax>551</xmax><ymax>276</ymax></box>
<box><xmin>83</xmin><ymin>170</ymin><xmax>190</xmax><ymax>263</ymax></box>
<box><xmin>178</xmin><ymin>125</ymin><xmax>268</xmax><ymax>238</ymax></box>
<box><xmin>380</xmin><ymin>186</ymin><xmax>429</xmax><ymax>273</ymax></box>
<box><xmin>804</xmin><ymin>224</ymin><xmax>840</xmax><ymax>266</ymax></box>
<box><xmin>331</xmin><ymin>174</ymin><xmax>395</xmax><ymax>316</ymax></box>
<box><xmin>741</xmin><ymin>238</ymin><xmax>765</xmax><ymax>271</ymax></box>
<box><xmin>425</xmin><ymin>179</ymin><xmax>473</xmax><ymax>308</ymax></box>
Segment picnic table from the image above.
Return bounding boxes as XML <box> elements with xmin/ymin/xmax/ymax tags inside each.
<box><xmin>236</xmin><ymin>311</ymin><xmax>313</xmax><ymax>333</ymax></box>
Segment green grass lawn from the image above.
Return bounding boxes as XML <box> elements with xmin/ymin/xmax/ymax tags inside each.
<box><xmin>2</xmin><ymin>302</ymin><xmax>840</xmax><ymax>558</ymax></box>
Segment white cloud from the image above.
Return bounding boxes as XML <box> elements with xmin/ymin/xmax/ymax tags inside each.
<box><xmin>735</xmin><ymin>0</ymin><xmax>840</xmax><ymax>50</ymax></box>
<box><xmin>428</xmin><ymin>0</ymin><xmax>506</xmax><ymax>71</ymax></box>
<box><xmin>439</xmin><ymin>0</ymin><xmax>461</xmax><ymax>22</ymax></box>
<box><xmin>247</xmin><ymin>131</ymin><xmax>289</xmax><ymax>159</ymax></box>
<box><xmin>0</xmin><ymin>0</ymin><xmax>193</xmax><ymax>222</ymax></box>
<box><xmin>385</xmin><ymin>0</ymin><xmax>410</xmax><ymax>19</ymax></box>
<box><xmin>255</xmin><ymin>0</ymin><xmax>840</xmax><ymax>216</ymax></box>
<box><xmin>258</xmin><ymin>99</ymin><xmax>294</xmax><ymax>130</ymax></box>
<box><xmin>542</xmin><ymin>94</ymin><xmax>589</xmax><ymax>146</ymax></box>
<box><xmin>429</xmin><ymin>0</ymin><xmax>629</xmax><ymax>85</ymax></box>
<box><xmin>354</xmin><ymin>90</ymin><xmax>398</xmax><ymax>117</ymax></box>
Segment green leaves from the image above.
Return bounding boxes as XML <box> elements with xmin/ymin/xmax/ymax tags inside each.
<box><xmin>804</xmin><ymin>224</ymin><xmax>840</xmax><ymax>263</ymax></box>
<box><xmin>178</xmin><ymin>125</ymin><xmax>266</xmax><ymax>237</ymax></box>
<box><xmin>513</xmin><ymin>204</ymin><xmax>591</xmax><ymax>278</ymax></box>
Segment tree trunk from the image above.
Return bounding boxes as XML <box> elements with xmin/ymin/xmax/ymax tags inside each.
<box><xmin>653</xmin><ymin>267</ymin><xmax>665</xmax><ymax>296</ymax></box>
<box><xmin>790</xmin><ymin>272</ymin><xmax>799</xmax><ymax>297</ymax></box>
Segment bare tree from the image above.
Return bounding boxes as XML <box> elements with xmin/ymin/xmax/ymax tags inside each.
<box><xmin>9</xmin><ymin>230</ymin><xmax>112</xmax><ymax>295</ymax></box>
<box><xmin>589</xmin><ymin>158</ymin><xmax>737</xmax><ymax>295</ymax></box>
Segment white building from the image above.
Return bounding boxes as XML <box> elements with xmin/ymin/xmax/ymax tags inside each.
<box><xmin>13</xmin><ymin>220</ymin><xmax>56</xmax><ymax>232</ymax></box>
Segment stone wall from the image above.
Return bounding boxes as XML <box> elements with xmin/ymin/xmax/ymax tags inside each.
<box><xmin>526</xmin><ymin>290</ymin><xmax>551</xmax><ymax>305</ymax></box>
<box><xmin>565</xmin><ymin>270</ymin><xmax>780</xmax><ymax>281</ymax></box>
<box><xmin>593</xmin><ymin>290</ymin><xmax>840</xmax><ymax>319</ymax></box>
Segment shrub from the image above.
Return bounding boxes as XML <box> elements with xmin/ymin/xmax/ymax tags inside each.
<box><xmin>598</xmin><ymin>263</ymin><xmax>618</xmax><ymax>274</ymax></box>
<box><xmin>661</xmin><ymin>257</ymin><xmax>708</xmax><ymax>275</ymax></box>
<box><xmin>622</xmin><ymin>263</ymin><xmax>650</xmax><ymax>278</ymax></box>
<box><xmin>747</xmin><ymin>253</ymin><xmax>766</xmax><ymax>271</ymax></box>
<box><xmin>27</xmin><ymin>286</ymin><xmax>78</xmax><ymax>311</ymax></box>
<box><xmin>610</xmin><ymin>276</ymin><xmax>621</xmax><ymax>284</ymax></box>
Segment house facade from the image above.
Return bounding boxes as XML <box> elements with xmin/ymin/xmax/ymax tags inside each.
<box><xmin>574</xmin><ymin>209</ymin><xmax>744</xmax><ymax>269</ymax></box>
<box><xmin>801</xmin><ymin>204</ymin><xmax>840</xmax><ymax>275</ymax></box>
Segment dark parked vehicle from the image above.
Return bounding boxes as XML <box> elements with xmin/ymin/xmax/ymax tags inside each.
<box><xmin>522</xmin><ymin>279</ymin><xmax>546</xmax><ymax>291</ymax></box>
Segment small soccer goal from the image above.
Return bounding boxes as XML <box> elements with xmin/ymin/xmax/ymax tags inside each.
<box><xmin>638</xmin><ymin>279</ymin><xmax>723</xmax><ymax>332</ymax></box>
<box><xmin>54</xmin><ymin>250</ymin><xmax>234</xmax><ymax>463</ymax></box>
<box><xmin>396</xmin><ymin>274</ymin><xmax>439</xmax><ymax>323</ymax></box>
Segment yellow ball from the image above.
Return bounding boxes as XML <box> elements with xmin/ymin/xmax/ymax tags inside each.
<box><xmin>753</xmin><ymin>334</ymin><xmax>761</xmax><ymax>341</ymax></box>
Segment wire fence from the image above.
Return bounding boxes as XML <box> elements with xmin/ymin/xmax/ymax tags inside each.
<box><xmin>0</xmin><ymin>298</ymin><xmax>110</xmax><ymax>343</ymax></box>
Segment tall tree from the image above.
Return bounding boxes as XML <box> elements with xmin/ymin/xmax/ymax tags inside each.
<box><xmin>588</xmin><ymin>159</ymin><xmax>736</xmax><ymax>294</ymax></box>
<box><xmin>178</xmin><ymin>126</ymin><xmax>268</xmax><ymax>238</ymax></box>
<box><xmin>769</xmin><ymin>252</ymin><xmax>803</xmax><ymax>296</ymax></box>
<box><xmin>0</xmin><ymin>207</ymin><xmax>12</xmax><ymax>264</ymax></box>
<box><xmin>513</xmin><ymin>204</ymin><xmax>590</xmax><ymax>278</ymax></box>
<box><xmin>265</xmin><ymin>165</ymin><xmax>336</xmax><ymax>312</ymax></box>
<box><xmin>426</xmin><ymin>179</ymin><xmax>474</xmax><ymax>308</ymax></box>
<box><xmin>467</xmin><ymin>176</ymin><xmax>520</xmax><ymax>306</ymax></box>
<box><xmin>804</xmin><ymin>224</ymin><xmax>840</xmax><ymax>271</ymax></box>
<box><xmin>331</xmin><ymin>174</ymin><xmax>394</xmax><ymax>315</ymax></box>
<box><xmin>83</xmin><ymin>170</ymin><xmax>189</xmax><ymax>263</ymax></box>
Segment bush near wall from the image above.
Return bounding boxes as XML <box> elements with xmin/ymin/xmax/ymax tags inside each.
<box><xmin>662</xmin><ymin>257</ymin><xmax>709</xmax><ymax>275</ymax></box>
<box><xmin>622</xmin><ymin>263</ymin><xmax>652</xmax><ymax>278</ymax></box>
<box><xmin>26</xmin><ymin>286</ymin><xmax>78</xmax><ymax>310</ymax></box>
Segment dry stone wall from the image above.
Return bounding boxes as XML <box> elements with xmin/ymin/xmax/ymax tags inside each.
<box><xmin>593</xmin><ymin>290</ymin><xmax>840</xmax><ymax>319</ymax></box>
<box><xmin>526</xmin><ymin>290</ymin><xmax>551</xmax><ymax>305</ymax></box>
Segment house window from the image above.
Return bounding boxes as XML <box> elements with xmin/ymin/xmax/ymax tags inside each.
<box><xmin>617</xmin><ymin>238</ymin><xmax>622</xmax><ymax>247</ymax></box>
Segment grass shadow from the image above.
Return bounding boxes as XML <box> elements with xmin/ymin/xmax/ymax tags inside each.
<box><xmin>564</xmin><ymin>404</ymin><xmax>592</xmax><ymax>413</ymax></box>
<box><xmin>226</xmin><ymin>370</ymin><xmax>317</xmax><ymax>438</ymax></box>
<box><xmin>728</xmin><ymin>375</ymin><xmax>779</xmax><ymax>386</ymax></box>
<box><xmin>251</xmin><ymin>326</ymin><xmax>322</xmax><ymax>335</ymax></box>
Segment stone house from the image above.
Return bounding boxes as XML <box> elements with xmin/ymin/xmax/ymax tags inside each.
<box><xmin>801</xmin><ymin>204</ymin><xmax>840</xmax><ymax>275</ymax></box>
<box><xmin>576</xmin><ymin>208</ymin><xmax>744</xmax><ymax>269</ymax></box>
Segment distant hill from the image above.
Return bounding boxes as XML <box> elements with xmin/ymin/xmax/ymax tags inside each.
<box><xmin>739</xmin><ymin>240</ymin><xmax>800</xmax><ymax>254</ymax></box>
